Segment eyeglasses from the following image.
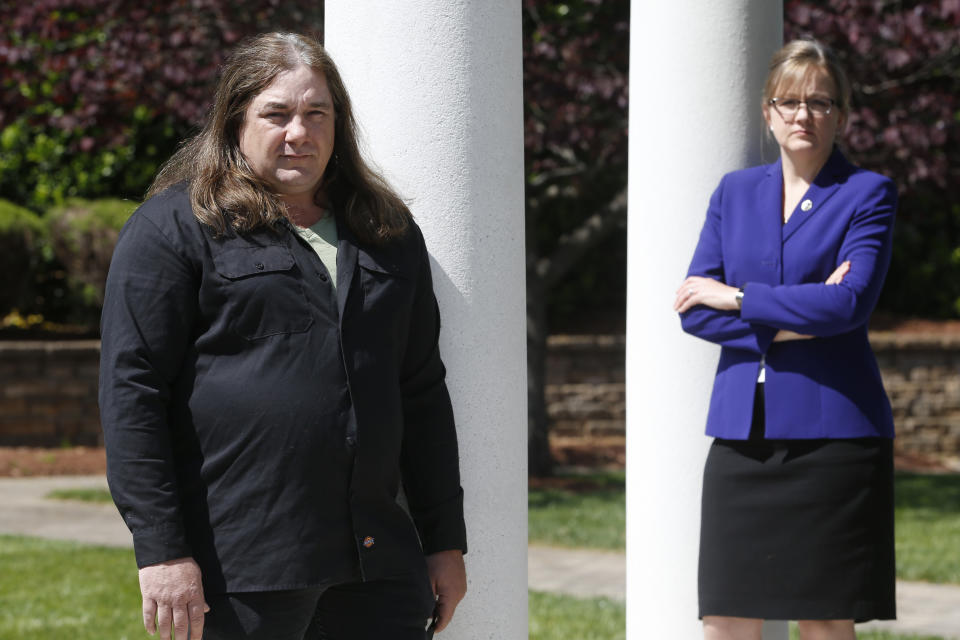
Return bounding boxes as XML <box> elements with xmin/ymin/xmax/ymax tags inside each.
<box><xmin>768</xmin><ymin>97</ymin><xmax>836</xmax><ymax>119</ymax></box>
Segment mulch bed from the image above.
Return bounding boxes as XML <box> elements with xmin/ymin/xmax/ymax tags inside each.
<box><xmin>0</xmin><ymin>446</ymin><xmax>106</xmax><ymax>477</ymax></box>
<box><xmin>1</xmin><ymin>438</ymin><xmax>956</xmax><ymax>484</ymax></box>
<box><xmin>869</xmin><ymin>314</ymin><xmax>960</xmax><ymax>334</ymax></box>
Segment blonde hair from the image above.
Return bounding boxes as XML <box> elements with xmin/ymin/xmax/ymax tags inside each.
<box><xmin>763</xmin><ymin>38</ymin><xmax>851</xmax><ymax>119</ymax></box>
<box><xmin>148</xmin><ymin>32</ymin><xmax>411</xmax><ymax>244</ymax></box>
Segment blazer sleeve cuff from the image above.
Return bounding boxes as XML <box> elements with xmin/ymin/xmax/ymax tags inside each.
<box><xmin>741</xmin><ymin>282</ymin><xmax>775</xmax><ymax>327</ymax></box>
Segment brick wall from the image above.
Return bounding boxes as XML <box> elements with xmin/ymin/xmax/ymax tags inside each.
<box><xmin>546</xmin><ymin>335</ymin><xmax>625</xmax><ymax>439</ymax></box>
<box><xmin>871</xmin><ymin>332</ymin><xmax>960</xmax><ymax>456</ymax></box>
<box><xmin>1</xmin><ymin>336</ymin><xmax>959</xmax><ymax>455</ymax></box>
<box><xmin>0</xmin><ymin>341</ymin><xmax>102</xmax><ymax>446</ymax></box>
<box><xmin>545</xmin><ymin>333</ymin><xmax>960</xmax><ymax>457</ymax></box>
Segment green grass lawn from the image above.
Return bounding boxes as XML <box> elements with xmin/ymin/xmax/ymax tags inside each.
<box><xmin>791</xmin><ymin>626</ymin><xmax>943</xmax><ymax>640</ymax></box>
<box><xmin>528</xmin><ymin>470</ymin><xmax>960</xmax><ymax>585</ymax></box>
<box><xmin>853</xmin><ymin>635</ymin><xmax>944</xmax><ymax>640</ymax></box>
<box><xmin>0</xmin><ymin>534</ymin><xmax>629</xmax><ymax>640</ymax></box>
<box><xmin>528</xmin><ymin>593</ymin><xmax>940</xmax><ymax>640</ymax></box>
<box><xmin>529</xmin><ymin>590</ymin><xmax>625</xmax><ymax>640</ymax></box>
<box><xmin>528</xmin><ymin>470</ymin><xmax>625</xmax><ymax>550</ymax></box>
<box><xmin>45</xmin><ymin>488</ymin><xmax>113</xmax><ymax>503</ymax></box>
<box><xmin>894</xmin><ymin>473</ymin><xmax>960</xmax><ymax>583</ymax></box>
<box><xmin>0</xmin><ymin>534</ymin><xmax>952</xmax><ymax>640</ymax></box>
<box><xmin>525</xmin><ymin>470</ymin><xmax>959</xmax><ymax>640</ymax></box>
<box><xmin>0</xmin><ymin>535</ymin><xmax>142</xmax><ymax>639</ymax></box>
<box><xmin>27</xmin><ymin>469</ymin><xmax>959</xmax><ymax>640</ymax></box>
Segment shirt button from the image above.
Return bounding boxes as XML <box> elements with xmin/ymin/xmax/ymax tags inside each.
<box><xmin>362</xmin><ymin>536</ymin><xmax>375</xmax><ymax>549</ymax></box>
<box><xmin>255</xmin><ymin>262</ymin><xmax>265</xmax><ymax>271</ymax></box>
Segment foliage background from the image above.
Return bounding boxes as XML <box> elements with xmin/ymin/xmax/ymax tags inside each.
<box><xmin>0</xmin><ymin>1</ymin><xmax>324</xmax><ymax>328</ymax></box>
<box><xmin>785</xmin><ymin>0</ymin><xmax>960</xmax><ymax>318</ymax></box>
<box><xmin>0</xmin><ymin>1</ymin><xmax>323</xmax><ymax>210</ymax></box>
<box><xmin>2</xmin><ymin>1</ymin><xmax>958</xmax><ymax>324</ymax></box>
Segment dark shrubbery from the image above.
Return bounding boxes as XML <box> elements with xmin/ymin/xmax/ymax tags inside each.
<box><xmin>46</xmin><ymin>198</ymin><xmax>138</xmax><ymax>308</ymax></box>
<box><xmin>0</xmin><ymin>199</ymin><xmax>46</xmax><ymax>317</ymax></box>
<box><xmin>0</xmin><ymin>198</ymin><xmax>135</xmax><ymax>334</ymax></box>
<box><xmin>0</xmin><ymin>109</ymin><xmax>182</xmax><ymax>212</ymax></box>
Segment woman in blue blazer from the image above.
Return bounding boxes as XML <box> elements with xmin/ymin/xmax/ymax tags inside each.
<box><xmin>674</xmin><ymin>40</ymin><xmax>897</xmax><ymax>639</ymax></box>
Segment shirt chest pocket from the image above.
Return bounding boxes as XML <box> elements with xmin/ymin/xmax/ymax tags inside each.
<box><xmin>357</xmin><ymin>250</ymin><xmax>415</xmax><ymax>343</ymax></box>
<box><xmin>211</xmin><ymin>245</ymin><xmax>314</xmax><ymax>340</ymax></box>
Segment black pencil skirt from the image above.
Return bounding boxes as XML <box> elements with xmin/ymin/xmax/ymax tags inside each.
<box><xmin>698</xmin><ymin>387</ymin><xmax>896</xmax><ymax>622</ymax></box>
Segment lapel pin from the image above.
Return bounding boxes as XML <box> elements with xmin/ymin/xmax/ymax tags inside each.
<box><xmin>801</xmin><ymin>199</ymin><xmax>813</xmax><ymax>212</ymax></box>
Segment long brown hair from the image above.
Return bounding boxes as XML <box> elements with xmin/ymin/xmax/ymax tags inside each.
<box><xmin>148</xmin><ymin>32</ymin><xmax>411</xmax><ymax>244</ymax></box>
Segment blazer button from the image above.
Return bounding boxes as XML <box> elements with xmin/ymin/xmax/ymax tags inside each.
<box><xmin>255</xmin><ymin>262</ymin><xmax>265</xmax><ymax>271</ymax></box>
<box><xmin>319</xmin><ymin>272</ymin><xmax>328</xmax><ymax>281</ymax></box>
<box><xmin>362</xmin><ymin>536</ymin><xmax>375</xmax><ymax>549</ymax></box>
<box><xmin>800</xmin><ymin>199</ymin><xmax>813</xmax><ymax>212</ymax></box>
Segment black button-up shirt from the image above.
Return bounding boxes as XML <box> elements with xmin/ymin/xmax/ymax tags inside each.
<box><xmin>99</xmin><ymin>185</ymin><xmax>466</xmax><ymax>594</ymax></box>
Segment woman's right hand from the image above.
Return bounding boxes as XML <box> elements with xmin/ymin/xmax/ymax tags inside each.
<box><xmin>773</xmin><ymin>261</ymin><xmax>851</xmax><ymax>342</ymax></box>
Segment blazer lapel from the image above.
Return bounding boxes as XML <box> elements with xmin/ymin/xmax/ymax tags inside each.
<box><xmin>782</xmin><ymin>147</ymin><xmax>852</xmax><ymax>243</ymax></box>
<box><xmin>754</xmin><ymin>159</ymin><xmax>784</xmax><ymax>283</ymax></box>
<box><xmin>335</xmin><ymin>217</ymin><xmax>359</xmax><ymax>321</ymax></box>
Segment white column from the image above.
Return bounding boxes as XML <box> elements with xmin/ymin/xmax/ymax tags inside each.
<box><xmin>626</xmin><ymin>2</ymin><xmax>783</xmax><ymax>639</ymax></box>
<box><xmin>325</xmin><ymin>3</ymin><xmax>527</xmax><ymax>639</ymax></box>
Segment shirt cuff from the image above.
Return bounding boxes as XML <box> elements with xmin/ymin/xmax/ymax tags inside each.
<box><xmin>416</xmin><ymin>488</ymin><xmax>468</xmax><ymax>555</ymax></box>
<box><xmin>132</xmin><ymin>525</ymin><xmax>193</xmax><ymax>569</ymax></box>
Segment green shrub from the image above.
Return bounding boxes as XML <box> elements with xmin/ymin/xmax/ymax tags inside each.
<box><xmin>0</xmin><ymin>199</ymin><xmax>47</xmax><ymax>316</ymax></box>
<box><xmin>0</xmin><ymin>199</ymin><xmax>44</xmax><ymax>235</ymax></box>
<box><xmin>46</xmin><ymin>198</ymin><xmax>138</xmax><ymax>310</ymax></box>
<box><xmin>0</xmin><ymin>4</ymin><xmax>324</xmax><ymax>212</ymax></box>
<box><xmin>0</xmin><ymin>113</ymin><xmax>182</xmax><ymax>213</ymax></box>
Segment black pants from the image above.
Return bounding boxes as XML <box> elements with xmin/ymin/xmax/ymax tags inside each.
<box><xmin>203</xmin><ymin>572</ymin><xmax>437</xmax><ymax>640</ymax></box>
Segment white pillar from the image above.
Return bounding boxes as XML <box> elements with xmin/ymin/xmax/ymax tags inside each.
<box><xmin>325</xmin><ymin>4</ymin><xmax>527</xmax><ymax>639</ymax></box>
<box><xmin>626</xmin><ymin>2</ymin><xmax>783</xmax><ymax>639</ymax></box>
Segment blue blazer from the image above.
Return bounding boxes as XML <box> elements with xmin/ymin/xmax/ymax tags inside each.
<box><xmin>680</xmin><ymin>148</ymin><xmax>897</xmax><ymax>440</ymax></box>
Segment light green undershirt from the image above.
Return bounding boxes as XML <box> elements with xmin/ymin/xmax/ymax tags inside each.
<box><xmin>292</xmin><ymin>215</ymin><xmax>339</xmax><ymax>290</ymax></box>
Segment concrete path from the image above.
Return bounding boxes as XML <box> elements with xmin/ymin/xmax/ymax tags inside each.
<box><xmin>0</xmin><ymin>475</ymin><xmax>131</xmax><ymax>547</ymax></box>
<box><xmin>858</xmin><ymin>582</ymin><xmax>960</xmax><ymax>639</ymax></box>
<box><xmin>2</xmin><ymin>476</ymin><xmax>959</xmax><ymax>638</ymax></box>
<box><xmin>528</xmin><ymin>545</ymin><xmax>625</xmax><ymax>601</ymax></box>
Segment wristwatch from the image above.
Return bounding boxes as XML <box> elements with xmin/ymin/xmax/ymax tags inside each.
<box><xmin>735</xmin><ymin>286</ymin><xmax>745</xmax><ymax>309</ymax></box>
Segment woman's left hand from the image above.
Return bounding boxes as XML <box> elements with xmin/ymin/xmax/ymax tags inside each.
<box><xmin>674</xmin><ymin>276</ymin><xmax>739</xmax><ymax>313</ymax></box>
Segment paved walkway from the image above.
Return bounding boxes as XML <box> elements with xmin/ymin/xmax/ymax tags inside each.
<box><xmin>2</xmin><ymin>476</ymin><xmax>959</xmax><ymax>638</ymax></box>
<box><xmin>0</xmin><ymin>475</ymin><xmax>130</xmax><ymax>547</ymax></box>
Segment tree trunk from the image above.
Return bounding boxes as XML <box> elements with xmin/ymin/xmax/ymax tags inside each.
<box><xmin>527</xmin><ymin>279</ymin><xmax>554</xmax><ymax>477</ymax></box>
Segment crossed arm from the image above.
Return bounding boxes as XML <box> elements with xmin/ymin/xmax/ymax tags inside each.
<box><xmin>673</xmin><ymin>260</ymin><xmax>851</xmax><ymax>342</ymax></box>
<box><xmin>674</xmin><ymin>175</ymin><xmax>895</xmax><ymax>349</ymax></box>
